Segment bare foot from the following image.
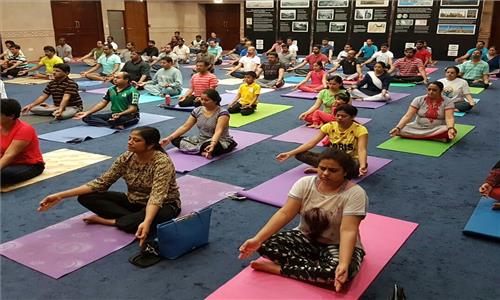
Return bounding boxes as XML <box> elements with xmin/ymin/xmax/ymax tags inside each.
<box><xmin>492</xmin><ymin>202</ymin><xmax>500</xmax><ymax>210</ymax></box>
<box><xmin>82</xmin><ymin>214</ymin><xmax>116</xmax><ymax>226</ymax></box>
<box><xmin>113</xmin><ymin>125</ymin><xmax>125</xmax><ymax>130</ymax></box>
<box><xmin>201</xmin><ymin>151</ymin><xmax>213</xmax><ymax>159</ymax></box>
<box><xmin>304</xmin><ymin>167</ymin><xmax>318</xmax><ymax>174</ymax></box>
<box><xmin>250</xmin><ymin>260</ymin><xmax>281</xmax><ymax>275</ymax></box>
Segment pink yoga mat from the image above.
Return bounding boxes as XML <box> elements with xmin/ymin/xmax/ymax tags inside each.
<box><xmin>238</xmin><ymin>156</ymin><xmax>392</xmax><ymax>207</ymax></box>
<box><xmin>0</xmin><ymin>213</ymin><xmax>135</xmax><ymax>279</ymax></box>
<box><xmin>178</xmin><ymin>175</ymin><xmax>243</xmax><ymax>216</ymax></box>
<box><xmin>272</xmin><ymin>118</ymin><xmax>371</xmax><ymax>145</ymax></box>
<box><xmin>167</xmin><ymin>130</ymin><xmax>271</xmax><ymax>173</ymax></box>
<box><xmin>281</xmin><ymin>90</ymin><xmax>318</xmax><ymax>100</ymax></box>
<box><xmin>425</xmin><ymin>67</ymin><xmax>438</xmax><ymax>74</ymax></box>
<box><xmin>85</xmin><ymin>87</ymin><xmax>109</xmax><ymax>95</ymax></box>
<box><xmin>206</xmin><ymin>213</ymin><xmax>418</xmax><ymax>300</ymax></box>
<box><xmin>352</xmin><ymin>92</ymin><xmax>410</xmax><ymax>109</ymax></box>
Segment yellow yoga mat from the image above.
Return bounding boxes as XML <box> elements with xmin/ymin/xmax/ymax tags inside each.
<box><xmin>1</xmin><ymin>148</ymin><xmax>111</xmax><ymax>192</ymax></box>
<box><xmin>4</xmin><ymin>74</ymin><xmax>82</xmax><ymax>85</ymax></box>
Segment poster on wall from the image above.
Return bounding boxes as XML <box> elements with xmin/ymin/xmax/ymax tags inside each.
<box><xmin>244</xmin><ymin>0</ymin><xmax>277</xmax><ymax>51</ymax></box>
<box><xmin>313</xmin><ymin>0</ymin><xmax>351</xmax><ymax>53</ymax></box>
<box><xmin>279</xmin><ymin>0</ymin><xmax>312</xmax><ymax>54</ymax></box>
<box><xmin>349</xmin><ymin>0</ymin><xmax>392</xmax><ymax>49</ymax></box>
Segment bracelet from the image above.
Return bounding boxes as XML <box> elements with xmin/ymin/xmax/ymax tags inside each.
<box><xmin>396</xmin><ymin>127</ymin><xmax>401</xmax><ymax>131</ymax></box>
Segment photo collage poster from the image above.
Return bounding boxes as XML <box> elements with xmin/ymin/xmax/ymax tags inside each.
<box><xmin>350</xmin><ymin>0</ymin><xmax>392</xmax><ymax>49</ymax></box>
<box><xmin>245</xmin><ymin>0</ymin><xmax>277</xmax><ymax>51</ymax></box>
<box><xmin>313</xmin><ymin>0</ymin><xmax>351</xmax><ymax>52</ymax></box>
<box><xmin>278</xmin><ymin>0</ymin><xmax>313</xmax><ymax>55</ymax></box>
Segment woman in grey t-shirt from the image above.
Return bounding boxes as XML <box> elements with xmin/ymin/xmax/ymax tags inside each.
<box><xmin>239</xmin><ymin>149</ymin><xmax>368</xmax><ymax>292</ymax></box>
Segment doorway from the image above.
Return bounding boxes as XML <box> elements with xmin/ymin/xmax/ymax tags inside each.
<box><xmin>205</xmin><ymin>4</ymin><xmax>241</xmax><ymax>50</ymax></box>
<box><xmin>124</xmin><ymin>0</ymin><xmax>149</xmax><ymax>51</ymax></box>
<box><xmin>50</xmin><ymin>0</ymin><xmax>104</xmax><ymax>56</ymax></box>
<box><xmin>107</xmin><ymin>10</ymin><xmax>126</xmax><ymax>49</ymax></box>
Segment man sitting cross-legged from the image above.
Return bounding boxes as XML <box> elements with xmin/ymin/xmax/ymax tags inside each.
<box><xmin>80</xmin><ymin>44</ymin><xmax>121</xmax><ymax>81</ymax></box>
<box><xmin>18</xmin><ymin>46</ymin><xmax>63</xmax><ymax>79</ymax></box>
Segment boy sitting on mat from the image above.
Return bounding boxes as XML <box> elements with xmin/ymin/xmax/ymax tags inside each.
<box><xmin>18</xmin><ymin>46</ymin><xmax>63</xmax><ymax>79</ymax></box>
<box><xmin>21</xmin><ymin>63</ymin><xmax>83</xmax><ymax>120</ymax></box>
<box><xmin>479</xmin><ymin>160</ymin><xmax>500</xmax><ymax>210</ymax></box>
<box><xmin>228</xmin><ymin>71</ymin><xmax>261</xmax><ymax>116</ymax></box>
<box><xmin>74</xmin><ymin>71</ymin><xmax>140</xmax><ymax>129</ymax></box>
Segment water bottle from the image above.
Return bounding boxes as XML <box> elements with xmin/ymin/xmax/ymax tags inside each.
<box><xmin>165</xmin><ymin>94</ymin><xmax>171</xmax><ymax>106</ymax></box>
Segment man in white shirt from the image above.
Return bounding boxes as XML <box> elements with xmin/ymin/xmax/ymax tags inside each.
<box><xmin>106</xmin><ymin>36</ymin><xmax>118</xmax><ymax>51</ymax></box>
<box><xmin>151</xmin><ymin>44</ymin><xmax>178</xmax><ymax>70</ymax></box>
<box><xmin>335</xmin><ymin>44</ymin><xmax>352</xmax><ymax>63</ymax></box>
<box><xmin>361</xmin><ymin>43</ymin><xmax>393</xmax><ymax>70</ymax></box>
<box><xmin>0</xmin><ymin>79</ymin><xmax>7</xmax><ymax>98</ymax></box>
<box><xmin>227</xmin><ymin>47</ymin><xmax>261</xmax><ymax>78</ymax></box>
<box><xmin>56</xmin><ymin>37</ymin><xmax>73</xmax><ymax>63</ymax></box>
<box><xmin>286</xmin><ymin>38</ymin><xmax>298</xmax><ymax>57</ymax></box>
<box><xmin>173</xmin><ymin>39</ymin><xmax>190</xmax><ymax>64</ymax></box>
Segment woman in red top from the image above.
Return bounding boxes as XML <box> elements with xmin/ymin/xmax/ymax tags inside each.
<box><xmin>1</xmin><ymin>98</ymin><xmax>44</xmax><ymax>185</ymax></box>
<box><xmin>294</xmin><ymin>61</ymin><xmax>327</xmax><ymax>93</ymax></box>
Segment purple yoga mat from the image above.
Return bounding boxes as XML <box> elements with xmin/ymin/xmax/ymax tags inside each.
<box><xmin>352</xmin><ymin>92</ymin><xmax>410</xmax><ymax>109</ymax></box>
<box><xmin>281</xmin><ymin>90</ymin><xmax>318</xmax><ymax>100</ymax></box>
<box><xmin>238</xmin><ymin>156</ymin><xmax>392</xmax><ymax>207</ymax></box>
<box><xmin>85</xmin><ymin>87</ymin><xmax>109</xmax><ymax>95</ymax></box>
<box><xmin>0</xmin><ymin>213</ymin><xmax>135</xmax><ymax>279</ymax></box>
<box><xmin>272</xmin><ymin>117</ymin><xmax>371</xmax><ymax>145</ymax></box>
<box><xmin>167</xmin><ymin>130</ymin><xmax>271</xmax><ymax>172</ymax></box>
<box><xmin>177</xmin><ymin>175</ymin><xmax>243</xmax><ymax>216</ymax></box>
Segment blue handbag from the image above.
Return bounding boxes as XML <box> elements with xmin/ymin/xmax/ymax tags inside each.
<box><xmin>156</xmin><ymin>207</ymin><xmax>212</xmax><ymax>259</ymax></box>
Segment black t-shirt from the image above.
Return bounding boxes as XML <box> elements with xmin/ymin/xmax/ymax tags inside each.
<box><xmin>261</xmin><ymin>62</ymin><xmax>285</xmax><ymax>80</ymax></box>
<box><xmin>339</xmin><ymin>58</ymin><xmax>360</xmax><ymax>75</ymax></box>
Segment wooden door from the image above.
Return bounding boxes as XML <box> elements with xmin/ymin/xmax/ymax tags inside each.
<box><xmin>491</xmin><ymin>1</ymin><xmax>500</xmax><ymax>47</ymax></box>
<box><xmin>205</xmin><ymin>4</ymin><xmax>241</xmax><ymax>50</ymax></box>
<box><xmin>124</xmin><ymin>0</ymin><xmax>149</xmax><ymax>51</ymax></box>
<box><xmin>51</xmin><ymin>0</ymin><xmax>104</xmax><ymax>56</ymax></box>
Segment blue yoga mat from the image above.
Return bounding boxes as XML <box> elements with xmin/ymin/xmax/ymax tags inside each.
<box><xmin>77</xmin><ymin>81</ymin><xmax>105</xmax><ymax>87</ymax></box>
<box><xmin>463</xmin><ymin>197</ymin><xmax>500</xmax><ymax>241</ymax></box>
<box><xmin>39</xmin><ymin>113</ymin><xmax>174</xmax><ymax>143</ymax></box>
<box><xmin>454</xmin><ymin>98</ymin><xmax>480</xmax><ymax>117</ymax></box>
<box><xmin>139</xmin><ymin>88</ymin><xmax>189</xmax><ymax>104</ymax></box>
<box><xmin>285</xmin><ymin>76</ymin><xmax>306</xmax><ymax>84</ymax></box>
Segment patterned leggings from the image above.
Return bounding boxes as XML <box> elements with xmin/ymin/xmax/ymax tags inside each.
<box><xmin>258</xmin><ymin>230</ymin><xmax>365</xmax><ymax>284</ymax></box>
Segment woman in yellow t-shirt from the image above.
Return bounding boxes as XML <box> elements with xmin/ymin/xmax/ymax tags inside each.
<box><xmin>277</xmin><ymin>104</ymin><xmax>368</xmax><ymax>177</ymax></box>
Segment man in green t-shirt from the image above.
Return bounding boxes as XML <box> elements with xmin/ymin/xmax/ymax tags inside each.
<box><xmin>74</xmin><ymin>72</ymin><xmax>140</xmax><ymax>129</ymax></box>
<box><xmin>77</xmin><ymin>41</ymin><xmax>104</xmax><ymax>66</ymax></box>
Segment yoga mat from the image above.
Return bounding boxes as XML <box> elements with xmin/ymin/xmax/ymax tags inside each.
<box><xmin>377</xmin><ymin>124</ymin><xmax>475</xmax><ymax>157</ymax></box>
<box><xmin>469</xmin><ymin>87</ymin><xmax>484</xmax><ymax>94</ymax></box>
<box><xmin>85</xmin><ymin>87</ymin><xmax>108</xmax><ymax>95</ymax></box>
<box><xmin>463</xmin><ymin>197</ymin><xmax>500</xmax><ymax>241</ymax></box>
<box><xmin>352</xmin><ymin>92</ymin><xmax>411</xmax><ymax>109</ymax></box>
<box><xmin>219</xmin><ymin>78</ymin><xmax>244</xmax><ymax>86</ymax></box>
<box><xmin>68</xmin><ymin>74</ymin><xmax>82</xmax><ymax>79</ymax></box>
<box><xmin>77</xmin><ymin>80</ymin><xmax>105</xmax><ymax>87</ymax></box>
<box><xmin>206</xmin><ymin>213</ymin><xmax>418</xmax><ymax>300</ymax></box>
<box><xmin>454</xmin><ymin>99</ymin><xmax>480</xmax><ymax>117</ymax></box>
<box><xmin>0</xmin><ymin>212</ymin><xmax>135</xmax><ymax>279</ymax></box>
<box><xmin>226</xmin><ymin>88</ymin><xmax>275</xmax><ymax>94</ymax></box>
<box><xmin>163</xmin><ymin>93</ymin><xmax>233</xmax><ymax>112</ymax></box>
<box><xmin>285</xmin><ymin>76</ymin><xmax>306</xmax><ymax>84</ymax></box>
<box><xmin>229</xmin><ymin>103</ymin><xmax>293</xmax><ymax>128</ymax></box>
<box><xmin>390</xmin><ymin>83</ymin><xmax>416</xmax><ymax>87</ymax></box>
<box><xmin>177</xmin><ymin>175</ymin><xmax>243</xmax><ymax>216</ymax></box>
<box><xmin>281</xmin><ymin>90</ymin><xmax>318</xmax><ymax>100</ymax></box>
<box><xmin>271</xmin><ymin>118</ymin><xmax>371</xmax><ymax>145</ymax></box>
<box><xmin>167</xmin><ymin>130</ymin><xmax>271</xmax><ymax>173</ymax></box>
<box><xmin>4</xmin><ymin>77</ymin><xmax>50</xmax><ymax>85</ymax></box>
<box><xmin>238</xmin><ymin>156</ymin><xmax>392</xmax><ymax>208</ymax></box>
<box><xmin>1</xmin><ymin>149</ymin><xmax>111</xmax><ymax>192</ymax></box>
<box><xmin>85</xmin><ymin>88</ymin><xmax>188</xmax><ymax>104</ymax></box>
<box><xmin>38</xmin><ymin>113</ymin><xmax>174</xmax><ymax>143</ymax></box>
<box><xmin>425</xmin><ymin>67</ymin><xmax>439</xmax><ymax>74</ymax></box>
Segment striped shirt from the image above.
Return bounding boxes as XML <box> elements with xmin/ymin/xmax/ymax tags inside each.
<box><xmin>7</xmin><ymin>53</ymin><xmax>28</xmax><ymax>69</ymax></box>
<box><xmin>191</xmin><ymin>72</ymin><xmax>218</xmax><ymax>97</ymax></box>
<box><xmin>458</xmin><ymin>60</ymin><xmax>489</xmax><ymax>81</ymax></box>
<box><xmin>393</xmin><ymin>57</ymin><xmax>423</xmax><ymax>76</ymax></box>
<box><xmin>43</xmin><ymin>77</ymin><xmax>83</xmax><ymax>108</ymax></box>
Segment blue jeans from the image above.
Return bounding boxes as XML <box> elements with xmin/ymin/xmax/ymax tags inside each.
<box><xmin>83</xmin><ymin>113</ymin><xmax>140</xmax><ymax>128</ymax></box>
<box><xmin>1</xmin><ymin>163</ymin><xmax>45</xmax><ymax>185</ymax></box>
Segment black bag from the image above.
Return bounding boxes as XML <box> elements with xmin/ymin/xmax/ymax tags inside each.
<box><xmin>391</xmin><ymin>283</ymin><xmax>407</xmax><ymax>300</ymax></box>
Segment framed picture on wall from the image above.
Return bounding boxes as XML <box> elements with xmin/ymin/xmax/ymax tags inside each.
<box><xmin>439</xmin><ymin>8</ymin><xmax>478</xmax><ymax>19</ymax></box>
<box><xmin>246</xmin><ymin>0</ymin><xmax>275</xmax><ymax>9</ymax></box>
<box><xmin>437</xmin><ymin>24</ymin><xmax>476</xmax><ymax>35</ymax></box>
<box><xmin>281</xmin><ymin>0</ymin><xmax>310</xmax><ymax>8</ymax></box>
<box><xmin>367</xmin><ymin>21</ymin><xmax>387</xmax><ymax>33</ymax></box>
<box><xmin>396</xmin><ymin>19</ymin><xmax>414</xmax><ymax>25</ymax></box>
<box><xmin>318</xmin><ymin>0</ymin><xmax>349</xmax><ymax>8</ymax></box>
<box><xmin>317</xmin><ymin>9</ymin><xmax>334</xmax><ymax>20</ymax></box>
<box><xmin>292</xmin><ymin>21</ymin><xmax>309</xmax><ymax>32</ymax></box>
<box><xmin>354</xmin><ymin>9</ymin><xmax>373</xmax><ymax>20</ymax></box>
<box><xmin>397</xmin><ymin>0</ymin><xmax>433</xmax><ymax>7</ymax></box>
<box><xmin>356</xmin><ymin>0</ymin><xmax>389</xmax><ymax>7</ymax></box>
<box><xmin>280</xmin><ymin>9</ymin><xmax>297</xmax><ymax>20</ymax></box>
<box><xmin>440</xmin><ymin>0</ymin><xmax>480</xmax><ymax>6</ymax></box>
<box><xmin>329</xmin><ymin>21</ymin><xmax>347</xmax><ymax>32</ymax></box>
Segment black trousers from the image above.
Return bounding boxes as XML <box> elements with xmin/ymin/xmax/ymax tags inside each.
<box><xmin>82</xmin><ymin>113</ymin><xmax>139</xmax><ymax>128</ymax></box>
<box><xmin>77</xmin><ymin>191</ymin><xmax>180</xmax><ymax>235</ymax></box>
<box><xmin>391</xmin><ymin>75</ymin><xmax>424</xmax><ymax>83</ymax></box>
<box><xmin>171</xmin><ymin>136</ymin><xmax>237</xmax><ymax>157</ymax></box>
<box><xmin>455</xmin><ymin>101</ymin><xmax>473</xmax><ymax>112</ymax></box>
<box><xmin>465</xmin><ymin>79</ymin><xmax>490</xmax><ymax>89</ymax></box>
<box><xmin>1</xmin><ymin>163</ymin><xmax>45</xmax><ymax>185</ymax></box>
<box><xmin>178</xmin><ymin>95</ymin><xmax>202</xmax><ymax>107</ymax></box>
<box><xmin>228</xmin><ymin>102</ymin><xmax>256</xmax><ymax>116</ymax></box>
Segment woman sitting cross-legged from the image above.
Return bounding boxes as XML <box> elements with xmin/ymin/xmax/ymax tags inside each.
<box><xmin>299</xmin><ymin>75</ymin><xmax>350</xmax><ymax>128</ymax></box>
<box><xmin>160</xmin><ymin>89</ymin><xmax>237</xmax><ymax>159</ymax></box>
<box><xmin>239</xmin><ymin>149</ymin><xmax>368</xmax><ymax>292</ymax></box>
<box><xmin>278</xmin><ymin>104</ymin><xmax>368</xmax><ymax>177</ymax></box>
<box><xmin>349</xmin><ymin>62</ymin><xmax>392</xmax><ymax>102</ymax></box>
<box><xmin>390</xmin><ymin>81</ymin><xmax>456</xmax><ymax>142</ymax></box>
<box><xmin>479</xmin><ymin>160</ymin><xmax>500</xmax><ymax>209</ymax></box>
<box><xmin>38</xmin><ymin>126</ymin><xmax>181</xmax><ymax>259</ymax></box>
<box><xmin>294</xmin><ymin>61</ymin><xmax>327</xmax><ymax>93</ymax></box>
<box><xmin>1</xmin><ymin>98</ymin><xmax>45</xmax><ymax>185</ymax></box>
<box><xmin>438</xmin><ymin>66</ymin><xmax>476</xmax><ymax>112</ymax></box>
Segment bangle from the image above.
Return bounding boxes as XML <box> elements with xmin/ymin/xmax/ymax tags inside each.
<box><xmin>396</xmin><ymin>127</ymin><xmax>401</xmax><ymax>131</ymax></box>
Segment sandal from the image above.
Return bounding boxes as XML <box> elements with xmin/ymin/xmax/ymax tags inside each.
<box><xmin>128</xmin><ymin>241</ymin><xmax>162</xmax><ymax>268</ymax></box>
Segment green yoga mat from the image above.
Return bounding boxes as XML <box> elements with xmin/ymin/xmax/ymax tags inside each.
<box><xmin>390</xmin><ymin>83</ymin><xmax>416</xmax><ymax>87</ymax></box>
<box><xmin>469</xmin><ymin>87</ymin><xmax>484</xmax><ymax>94</ymax></box>
<box><xmin>229</xmin><ymin>103</ymin><xmax>293</xmax><ymax>127</ymax></box>
<box><xmin>377</xmin><ymin>124</ymin><xmax>475</xmax><ymax>157</ymax></box>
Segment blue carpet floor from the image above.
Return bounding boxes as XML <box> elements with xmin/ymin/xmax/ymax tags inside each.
<box><xmin>1</xmin><ymin>61</ymin><xmax>499</xmax><ymax>299</ymax></box>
